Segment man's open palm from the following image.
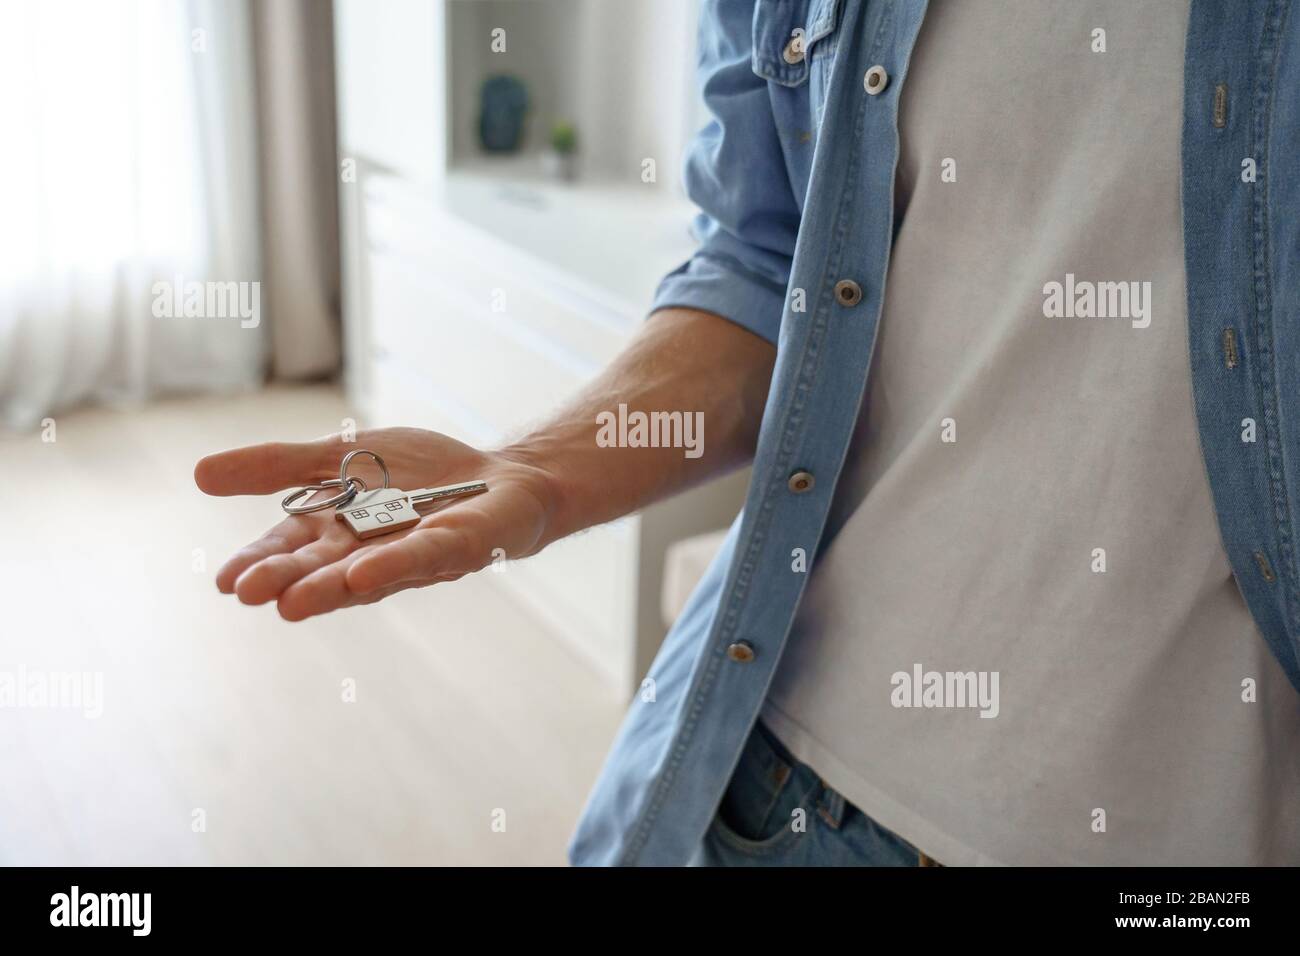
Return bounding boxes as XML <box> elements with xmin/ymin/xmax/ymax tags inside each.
<box><xmin>194</xmin><ymin>428</ymin><xmax>553</xmax><ymax>621</ymax></box>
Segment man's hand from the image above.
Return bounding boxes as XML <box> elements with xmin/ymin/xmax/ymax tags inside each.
<box><xmin>196</xmin><ymin>309</ymin><xmax>776</xmax><ymax>622</ymax></box>
<box><xmin>194</xmin><ymin>428</ymin><xmax>555</xmax><ymax>621</ymax></box>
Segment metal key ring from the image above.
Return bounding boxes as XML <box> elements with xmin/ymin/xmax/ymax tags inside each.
<box><xmin>281</xmin><ymin>476</ymin><xmax>367</xmax><ymax>515</ymax></box>
<box><xmin>339</xmin><ymin>449</ymin><xmax>391</xmax><ymax>490</ymax></box>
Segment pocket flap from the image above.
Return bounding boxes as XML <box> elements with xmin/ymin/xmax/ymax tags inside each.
<box><xmin>751</xmin><ymin>0</ymin><xmax>842</xmax><ymax>87</ymax></box>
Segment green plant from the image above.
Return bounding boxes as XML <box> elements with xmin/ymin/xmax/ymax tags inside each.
<box><xmin>549</xmin><ymin>121</ymin><xmax>577</xmax><ymax>155</ymax></box>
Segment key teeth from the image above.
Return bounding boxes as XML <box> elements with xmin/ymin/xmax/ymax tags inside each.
<box><xmin>410</xmin><ymin>480</ymin><xmax>489</xmax><ymax>506</ymax></box>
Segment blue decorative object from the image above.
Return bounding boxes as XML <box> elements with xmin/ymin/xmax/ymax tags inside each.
<box><xmin>479</xmin><ymin>75</ymin><xmax>528</xmax><ymax>152</ymax></box>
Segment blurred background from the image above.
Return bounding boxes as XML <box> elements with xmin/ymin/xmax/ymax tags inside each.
<box><xmin>0</xmin><ymin>0</ymin><xmax>747</xmax><ymax>864</ymax></box>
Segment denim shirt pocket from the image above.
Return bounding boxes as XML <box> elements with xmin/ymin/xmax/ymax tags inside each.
<box><xmin>751</xmin><ymin>0</ymin><xmax>843</xmax><ymax>87</ymax></box>
<box><xmin>751</xmin><ymin>0</ymin><xmax>844</xmax><ymax>192</ymax></box>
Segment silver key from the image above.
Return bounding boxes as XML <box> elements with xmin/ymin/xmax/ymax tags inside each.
<box><xmin>335</xmin><ymin>480</ymin><xmax>488</xmax><ymax>539</ymax></box>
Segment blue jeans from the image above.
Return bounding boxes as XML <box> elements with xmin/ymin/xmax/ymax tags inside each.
<box><xmin>691</xmin><ymin>720</ymin><xmax>939</xmax><ymax>866</ymax></box>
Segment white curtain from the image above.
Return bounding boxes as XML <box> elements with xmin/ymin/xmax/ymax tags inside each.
<box><xmin>0</xmin><ymin>0</ymin><xmax>264</xmax><ymax>430</ymax></box>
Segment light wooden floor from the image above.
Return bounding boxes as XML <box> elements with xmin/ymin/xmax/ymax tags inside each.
<box><xmin>0</xmin><ymin>385</ymin><xmax>626</xmax><ymax>865</ymax></box>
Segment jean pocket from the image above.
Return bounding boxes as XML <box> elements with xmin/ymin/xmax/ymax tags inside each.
<box><xmin>713</xmin><ymin>721</ymin><xmax>821</xmax><ymax>850</ymax></box>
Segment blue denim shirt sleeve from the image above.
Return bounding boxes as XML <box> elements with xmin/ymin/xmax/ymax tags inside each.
<box><xmin>649</xmin><ymin>0</ymin><xmax>801</xmax><ymax>345</ymax></box>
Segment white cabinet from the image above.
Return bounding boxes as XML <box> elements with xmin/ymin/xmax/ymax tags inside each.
<box><xmin>333</xmin><ymin>0</ymin><xmax>444</xmax><ymax>185</ymax></box>
<box><xmin>333</xmin><ymin>0</ymin><xmax>746</xmax><ymax>693</ymax></box>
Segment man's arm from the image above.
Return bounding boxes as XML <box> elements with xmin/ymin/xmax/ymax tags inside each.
<box><xmin>194</xmin><ymin>308</ymin><xmax>774</xmax><ymax>619</ymax></box>
<box><xmin>195</xmin><ymin>0</ymin><xmax>794</xmax><ymax>620</ymax></box>
<box><xmin>502</xmin><ymin>307</ymin><xmax>775</xmax><ymax>546</ymax></box>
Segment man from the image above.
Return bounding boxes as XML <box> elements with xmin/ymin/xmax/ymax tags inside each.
<box><xmin>196</xmin><ymin>0</ymin><xmax>1300</xmax><ymax>865</ymax></box>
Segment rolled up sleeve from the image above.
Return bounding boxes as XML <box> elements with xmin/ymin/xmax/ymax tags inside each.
<box><xmin>650</xmin><ymin>0</ymin><xmax>800</xmax><ymax>346</ymax></box>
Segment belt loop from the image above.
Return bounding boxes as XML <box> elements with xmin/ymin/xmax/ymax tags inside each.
<box><xmin>816</xmin><ymin>779</ymin><xmax>847</xmax><ymax>829</ymax></box>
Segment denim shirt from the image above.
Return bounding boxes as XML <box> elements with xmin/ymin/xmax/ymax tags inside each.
<box><xmin>569</xmin><ymin>0</ymin><xmax>1300</xmax><ymax>866</ymax></box>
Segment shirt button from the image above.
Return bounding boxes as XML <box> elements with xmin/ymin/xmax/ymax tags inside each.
<box><xmin>788</xmin><ymin>470</ymin><xmax>816</xmax><ymax>494</ymax></box>
<box><xmin>834</xmin><ymin>279</ymin><xmax>863</xmax><ymax>306</ymax></box>
<box><xmin>782</xmin><ymin>36</ymin><xmax>805</xmax><ymax>65</ymax></box>
<box><xmin>726</xmin><ymin>641</ymin><xmax>756</xmax><ymax>663</ymax></box>
<box><xmin>864</xmin><ymin>65</ymin><xmax>888</xmax><ymax>95</ymax></box>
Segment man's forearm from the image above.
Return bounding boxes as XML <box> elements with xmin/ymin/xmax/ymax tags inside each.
<box><xmin>500</xmin><ymin>307</ymin><xmax>776</xmax><ymax>550</ymax></box>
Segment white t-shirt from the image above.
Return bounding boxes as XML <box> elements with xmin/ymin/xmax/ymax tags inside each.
<box><xmin>761</xmin><ymin>0</ymin><xmax>1300</xmax><ymax>865</ymax></box>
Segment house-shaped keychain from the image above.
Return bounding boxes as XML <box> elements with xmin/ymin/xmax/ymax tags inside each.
<box><xmin>336</xmin><ymin>488</ymin><xmax>421</xmax><ymax>539</ymax></box>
